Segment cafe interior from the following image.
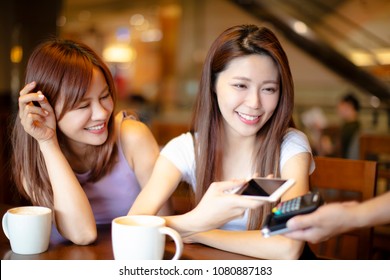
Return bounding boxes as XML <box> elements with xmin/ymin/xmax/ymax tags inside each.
<box><xmin>0</xmin><ymin>0</ymin><xmax>389</xmax><ymax>260</ymax></box>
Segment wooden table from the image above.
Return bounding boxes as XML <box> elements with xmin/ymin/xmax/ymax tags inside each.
<box><xmin>0</xmin><ymin>204</ymin><xmax>256</xmax><ymax>260</ymax></box>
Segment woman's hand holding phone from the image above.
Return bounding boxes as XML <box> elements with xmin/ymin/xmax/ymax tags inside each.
<box><xmin>187</xmin><ymin>180</ymin><xmax>265</xmax><ymax>232</ymax></box>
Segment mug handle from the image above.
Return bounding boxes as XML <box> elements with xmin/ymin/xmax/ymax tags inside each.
<box><xmin>2</xmin><ymin>212</ymin><xmax>10</xmax><ymax>239</ymax></box>
<box><xmin>159</xmin><ymin>227</ymin><xmax>183</xmax><ymax>260</ymax></box>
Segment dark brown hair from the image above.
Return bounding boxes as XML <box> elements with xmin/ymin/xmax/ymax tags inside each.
<box><xmin>11</xmin><ymin>39</ymin><xmax>118</xmax><ymax>208</ymax></box>
<box><xmin>191</xmin><ymin>25</ymin><xmax>295</xmax><ymax>229</ymax></box>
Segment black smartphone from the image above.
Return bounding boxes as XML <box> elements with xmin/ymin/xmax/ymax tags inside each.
<box><xmin>236</xmin><ymin>178</ymin><xmax>295</xmax><ymax>202</ymax></box>
<box><xmin>261</xmin><ymin>192</ymin><xmax>323</xmax><ymax>237</ymax></box>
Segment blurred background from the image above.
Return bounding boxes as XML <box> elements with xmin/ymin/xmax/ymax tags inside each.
<box><xmin>1</xmin><ymin>0</ymin><xmax>390</xmax><ymax>200</ymax></box>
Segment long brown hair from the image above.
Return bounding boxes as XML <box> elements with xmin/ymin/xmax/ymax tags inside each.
<box><xmin>11</xmin><ymin>39</ymin><xmax>118</xmax><ymax>208</ymax></box>
<box><xmin>191</xmin><ymin>25</ymin><xmax>295</xmax><ymax>229</ymax></box>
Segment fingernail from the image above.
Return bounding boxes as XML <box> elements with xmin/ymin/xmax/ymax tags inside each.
<box><xmin>38</xmin><ymin>94</ymin><xmax>44</xmax><ymax>100</ymax></box>
<box><xmin>29</xmin><ymin>81</ymin><xmax>36</xmax><ymax>86</ymax></box>
<box><xmin>43</xmin><ymin>110</ymin><xmax>49</xmax><ymax>115</ymax></box>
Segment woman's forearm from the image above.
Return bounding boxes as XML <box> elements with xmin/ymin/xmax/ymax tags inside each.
<box><xmin>187</xmin><ymin>229</ymin><xmax>304</xmax><ymax>260</ymax></box>
<box><xmin>39</xmin><ymin>140</ymin><xmax>96</xmax><ymax>244</ymax></box>
<box><xmin>351</xmin><ymin>192</ymin><xmax>390</xmax><ymax>230</ymax></box>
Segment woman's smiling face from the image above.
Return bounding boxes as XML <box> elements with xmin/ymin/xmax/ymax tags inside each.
<box><xmin>215</xmin><ymin>54</ymin><xmax>280</xmax><ymax>138</ymax></box>
<box><xmin>55</xmin><ymin>67</ymin><xmax>114</xmax><ymax>150</ymax></box>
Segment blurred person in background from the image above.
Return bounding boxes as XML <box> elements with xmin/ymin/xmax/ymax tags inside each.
<box><xmin>337</xmin><ymin>92</ymin><xmax>361</xmax><ymax>159</ymax></box>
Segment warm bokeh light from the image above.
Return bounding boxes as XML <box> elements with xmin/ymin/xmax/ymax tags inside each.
<box><xmin>103</xmin><ymin>44</ymin><xmax>136</xmax><ymax>63</ymax></box>
<box><xmin>141</xmin><ymin>29</ymin><xmax>163</xmax><ymax>42</ymax></box>
<box><xmin>293</xmin><ymin>21</ymin><xmax>308</xmax><ymax>35</ymax></box>
<box><xmin>349</xmin><ymin>50</ymin><xmax>376</xmax><ymax>66</ymax></box>
<box><xmin>375</xmin><ymin>48</ymin><xmax>390</xmax><ymax>65</ymax></box>
<box><xmin>10</xmin><ymin>45</ymin><xmax>23</xmax><ymax>63</ymax></box>
<box><xmin>349</xmin><ymin>48</ymin><xmax>390</xmax><ymax>66</ymax></box>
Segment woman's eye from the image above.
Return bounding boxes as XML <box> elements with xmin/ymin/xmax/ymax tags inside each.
<box><xmin>100</xmin><ymin>94</ymin><xmax>110</xmax><ymax>100</ymax></box>
<box><xmin>262</xmin><ymin>87</ymin><xmax>277</xmax><ymax>94</ymax></box>
<box><xmin>233</xmin><ymin>84</ymin><xmax>247</xmax><ymax>89</ymax></box>
<box><xmin>77</xmin><ymin>104</ymin><xmax>89</xmax><ymax>109</ymax></box>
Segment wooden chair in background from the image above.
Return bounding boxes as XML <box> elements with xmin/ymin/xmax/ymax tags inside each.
<box><xmin>309</xmin><ymin>156</ymin><xmax>377</xmax><ymax>259</ymax></box>
<box><xmin>359</xmin><ymin>133</ymin><xmax>390</xmax><ymax>258</ymax></box>
<box><xmin>150</xmin><ymin>119</ymin><xmax>193</xmax><ymax>214</ymax></box>
<box><xmin>150</xmin><ymin>120</ymin><xmax>190</xmax><ymax>146</ymax></box>
<box><xmin>359</xmin><ymin>133</ymin><xmax>390</xmax><ymax>194</ymax></box>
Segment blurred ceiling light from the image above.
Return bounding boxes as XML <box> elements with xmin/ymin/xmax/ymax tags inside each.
<box><xmin>103</xmin><ymin>44</ymin><xmax>136</xmax><ymax>63</ymax></box>
<box><xmin>349</xmin><ymin>50</ymin><xmax>375</xmax><ymax>66</ymax></box>
<box><xmin>141</xmin><ymin>29</ymin><xmax>163</xmax><ymax>42</ymax></box>
<box><xmin>293</xmin><ymin>21</ymin><xmax>308</xmax><ymax>35</ymax></box>
<box><xmin>10</xmin><ymin>45</ymin><xmax>23</xmax><ymax>63</ymax></box>
<box><xmin>375</xmin><ymin>48</ymin><xmax>390</xmax><ymax>65</ymax></box>
<box><xmin>130</xmin><ymin>14</ymin><xmax>144</xmax><ymax>26</ymax></box>
<box><xmin>349</xmin><ymin>48</ymin><xmax>390</xmax><ymax>66</ymax></box>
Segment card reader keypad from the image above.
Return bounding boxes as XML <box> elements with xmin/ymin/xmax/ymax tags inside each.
<box><xmin>272</xmin><ymin>196</ymin><xmax>302</xmax><ymax>220</ymax></box>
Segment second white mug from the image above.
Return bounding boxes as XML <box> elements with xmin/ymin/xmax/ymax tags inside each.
<box><xmin>112</xmin><ymin>215</ymin><xmax>183</xmax><ymax>260</ymax></box>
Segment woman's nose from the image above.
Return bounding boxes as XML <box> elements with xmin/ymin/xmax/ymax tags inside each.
<box><xmin>91</xmin><ymin>102</ymin><xmax>109</xmax><ymax>120</ymax></box>
<box><xmin>246</xmin><ymin>89</ymin><xmax>261</xmax><ymax>109</ymax></box>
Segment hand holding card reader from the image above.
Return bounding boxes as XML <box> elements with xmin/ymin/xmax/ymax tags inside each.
<box><xmin>261</xmin><ymin>192</ymin><xmax>323</xmax><ymax>237</ymax></box>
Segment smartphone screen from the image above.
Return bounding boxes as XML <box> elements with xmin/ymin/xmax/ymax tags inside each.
<box><xmin>241</xmin><ymin>178</ymin><xmax>287</xmax><ymax>197</ymax></box>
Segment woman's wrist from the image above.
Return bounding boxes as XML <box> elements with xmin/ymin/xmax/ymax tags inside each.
<box><xmin>38</xmin><ymin>137</ymin><xmax>60</xmax><ymax>152</ymax></box>
<box><xmin>344</xmin><ymin>202</ymin><xmax>366</xmax><ymax>230</ymax></box>
<box><xmin>164</xmin><ymin>210</ymin><xmax>206</xmax><ymax>237</ymax></box>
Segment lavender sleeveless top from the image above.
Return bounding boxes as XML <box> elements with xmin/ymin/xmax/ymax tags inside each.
<box><xmin>75</xmin><ymin>138</ymin><xmax>141</xmax><ymax>225</ymax></box>
<box><xmin>51</xmin><ymin>114</ymin><xmax>141</xmax><ymax>243</ymax></box>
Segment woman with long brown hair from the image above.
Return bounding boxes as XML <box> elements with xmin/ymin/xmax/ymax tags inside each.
<box><xmin>12</xmin><ymin>39</ymin><xmax>160</xmax><ymax>245</ymax></box>
<box><xmin>130</xmin><ymin>25</ymin><xmax>315</xmax><ymax>259</ymax></box>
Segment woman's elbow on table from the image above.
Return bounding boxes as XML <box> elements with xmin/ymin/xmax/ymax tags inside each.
<box><xmin>277</xmin><ymin>239</ymin><xmax>304</xmax><ymax>260</ymax></box>
<box><xmin>69</xmin><ymin>228</ymin><xmax>97</xmax><ymax>245</ymax></box>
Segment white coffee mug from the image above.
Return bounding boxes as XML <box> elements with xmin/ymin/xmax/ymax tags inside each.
<box><xmin>112</xmin><ymin>215</ymin><xmax>183</xmax><ymax>260</ymax></box>
<box><xmin>2</xmin><ymin>206</ymin><xmax>52</xmax><ymax>255</ymax></box>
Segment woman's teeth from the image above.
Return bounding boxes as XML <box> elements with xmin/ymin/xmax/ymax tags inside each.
<box><xmin>237</xmin><ymin>112</ymin><xmax>259</xmax><ymax>121</ymax></box>
<box><xmin>86</xmin><ymin>124</ymin><xmax>104</xmax><ymax>131</ymax></box>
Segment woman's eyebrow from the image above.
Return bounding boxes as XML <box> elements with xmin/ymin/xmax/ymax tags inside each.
<box><xmin>232</xmin><ymin>76</ymin><xmax>251</xmax><ymax>81</ymax></box>
<box><xmin>80</xmin><ymin>85</ymin><xmax>109</xmax><ymax>101</ymax></box>
<box><xmin>232</xmin><ymin>76</ymin><xmax>278</xmax><ymax>84</ymax></box>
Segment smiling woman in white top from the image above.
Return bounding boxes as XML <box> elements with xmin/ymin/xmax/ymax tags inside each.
<box><xmin>129</xmin><ymin>24</ymin><xmax>315</xmax><ymax>260</ymax></box>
